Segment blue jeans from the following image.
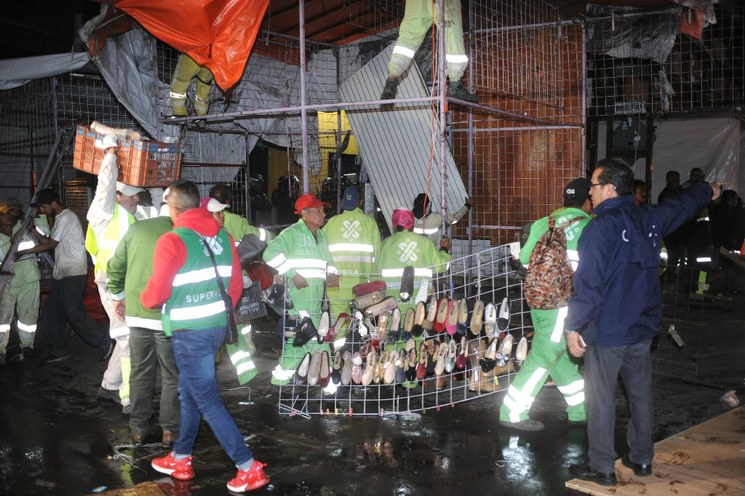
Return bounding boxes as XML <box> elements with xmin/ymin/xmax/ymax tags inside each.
<box><xmin>171</xmin><ymin>326</ymin><xmax>252</xmax><ymax>465</ymax></box>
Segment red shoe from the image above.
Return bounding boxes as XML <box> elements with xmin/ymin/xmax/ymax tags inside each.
<box><xmin>227</xmin><ymin>460</ymin><xmax>270</xmax><ymax>492</ymax></box>
<box><xmin>151</xmin><ymin>451</ymin><xmax>195</xmax><ymax>481</ymax></box>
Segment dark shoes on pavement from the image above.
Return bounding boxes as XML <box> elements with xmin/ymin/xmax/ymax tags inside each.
<box><xmin>622</xmin><ymin>453</ymin><xmax>653</xmax><ymax>476</ymax></box>
<box><xmin>380</xmin><ymin>78</ymin><xmax>399</xmax><ymax>101</ymax></box>
<box><xmin>162</xmin><ymin>430</ymin><xmax>177</xmax><ymax>447</ymax></box>
<box><xmin>569</xmin><ymin>464</ymin><xmax>617</xmax><ymax>486</ymax></box>
<box><xmin>499</xmin><ymin>418</ymin><xmax>545</xmax><ymax>432</ymax></box>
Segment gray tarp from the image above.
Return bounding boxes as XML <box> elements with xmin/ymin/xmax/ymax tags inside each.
<box><xmin>0</xmin><ymin>53</ymin><xmax>90</xmax><ymax>90</ymax></box>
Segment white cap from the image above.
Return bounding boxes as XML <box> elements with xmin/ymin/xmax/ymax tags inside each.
<box><xmin>116</xmin><ymin>181</ymin><xmax>145</xmax><ymax>196</ymax></box>
<box><xmin>206</xmin><ymin>198</ymin><xmax>229</xmax><ymax>213</ymax></box>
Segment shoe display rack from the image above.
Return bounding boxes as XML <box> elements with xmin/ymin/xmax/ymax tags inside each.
<box><xmin>276</xmin><ymin>245</ymin><xmax>532</xmax><ymax>417</ymax></box>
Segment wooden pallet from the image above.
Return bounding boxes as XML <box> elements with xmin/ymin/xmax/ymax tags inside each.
<box><xmin>566</xmin><ymin>406</ymin><xmax>745</xmax><ymax>495</ymax></box>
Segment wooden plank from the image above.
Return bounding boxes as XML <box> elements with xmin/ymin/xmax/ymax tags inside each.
<box><xmin>567</xmin><ymin>406</ymin><xmax>745</xmax><ymax>495</ymax></box>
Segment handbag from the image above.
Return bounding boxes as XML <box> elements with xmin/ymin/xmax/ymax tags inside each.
<box><xmin>199</xmin><ymin>236</ymin><xmax>238</xmax><ymax>345</ymax></box>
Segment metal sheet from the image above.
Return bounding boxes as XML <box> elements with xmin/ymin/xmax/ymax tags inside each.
<box><xmin>339</xmin><ymin>45</ymin><xmax>468</xmax><ymax>232</ymax></box>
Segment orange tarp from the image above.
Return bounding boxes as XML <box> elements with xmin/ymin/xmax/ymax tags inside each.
<box><xmin>115</xmin><ymin>0</ymin><xmax>270</xmax><ymax>90</ymax></box>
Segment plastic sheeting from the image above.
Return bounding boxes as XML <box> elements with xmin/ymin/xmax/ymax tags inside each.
<box><xmin>0</xmin><ymin>53</ymin><xmax>89</xmax><ymax>90</ymax></box>
<box><xmin>597</xmin><ymin>118</ymin><xmax>740</xmax><ymax>201</ymax></box>
<box><xmin>586</xmin><ymin>7</ymin><xmax>680</xmax><ymax>64</ymax></box>
<box><xmin>115</xmin><ymin>0</ymin><xmax>270</xmax><ymax>90</ymax></box>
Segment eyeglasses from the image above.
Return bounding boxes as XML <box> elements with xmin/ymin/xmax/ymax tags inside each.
<box><xmin>589</xmin><ymin>182</ymin><xmax>605</xmax><ymax>189</ymax></box>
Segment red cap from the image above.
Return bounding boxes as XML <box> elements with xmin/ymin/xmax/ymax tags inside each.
<box><xmin>392</xmin><ymin>208</ymin><xmax>415</xmax><ymax>230</ymax></box>
<box><xmin>294</xmin><ymin>194</ymin><xmax>331</xmax><ymax>214</ymax></box>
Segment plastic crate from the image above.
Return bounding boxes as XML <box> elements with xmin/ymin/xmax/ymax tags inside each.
<box><xmin>73</xmin><ymin>125</ymin><xmax>181</xmax><ymax>187</ymax></box>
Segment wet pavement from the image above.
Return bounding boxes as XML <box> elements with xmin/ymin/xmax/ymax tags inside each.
<box><xmin>1</xmin><ymin>266</ymin><xmax>744</xmax><ymax>496</ymax></box>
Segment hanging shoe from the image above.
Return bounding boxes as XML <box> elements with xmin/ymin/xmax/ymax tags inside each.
<box><xmin>352</xmin><ymin>280</ymin><xmax>386</xmax><ymax>297</ymax></box>
<box><xmin>434</xmin><ymin>340</ymin><xmax>448</xmax><ymax>376</ymax></box>
<box><xmin>364</xmin><ymin>296</ymin><xmax>398</xmax><ymax>318</ymax></box>
<box><xmin>412</xmin><ymin>301</ymin><xmax>426</xmax><ymax>337</ymax></box>
<box><xmin>352</xmin><ymin>291</ymin><xmax>385</xmax><ymax>311</ymax></box>
<box><xmin>340</xmin><ymin>351</ymin><xmax>352</xmax><ymax>386</ymax></box>
<box><xmin>422</xmin><ymin>295</ymin><xmax>437</xmax><ymax>332</ymax></box>
<box><xmin>308</xmin><ymin>351</ymin><xmax>323</xmax><ymax>386</ymax></box>
<box><xmin>479</xmin><ymin>338</ymin><xmax>498</xmax><ymax>373</ymax></box>
<box><xmin>497</xmin><ymin>297</ymin><xmax>511</xmax><ymax>332</ymax></box>
<box><xmin>447</xmin><ymin>80</ymin><xmax>480</xmax><ymax>103</ymax></box>
<box><xmin>497</xmin><ymin>333</ymin><xmax>514</xmax><ymax>367</ymax></box>
<box><xmin>434</xmin><ymin>297</ymin><xmax>449</xmax><ymax>333</ymax></box>
<box><xmin>318</xmin><ymin>351</ymin><xmax>331</xmax><ymax>388</ymax></box>
<box><xmin>446</xmin><ymin>299</ymin><xmax>459</xmax><ymax>335</ymax></box>
<box><xmin>361</xmin><ymin>350</ymin><xmax>377</xmax><ymax>386</ymax></box>
<box><xmin>415</xmin><ymin>342</ymin><xmax>428</xmax><ymax>380</ymax></box>
<box><xmin>293</xmin><ymin>352</ymin><xmax>311</xmax><ymax>385</ymax></box>
<box><xmin>455</xmin><ymin>336</ymin><xmax>468</xmax><ymax>370</ymax></box>
<box><xmin>457</xmin><ymin>299</ymin><xmax>469</xmax><ymax>335</ymax></box>
<box><xmin>390</xmin><ymin>308</ymin><xmax>402</xmax><ymax>338</ymax></box>
<box><xmin>515</xmin><ymin>336</ymin><xmax>529</xmax><ymax>365</ymax></box>
<box><xmin>317</xmin><ymin>311</ymin><xmax>330</xmax><ymax>343</ymax></box>
<box><xmin>384</xmin><ymin>350</ymin><xmax>398</xmax><ymax>384</ymax></box>
<box><xmin>399</xmin><ymin>265</ymin><xmax>415</xmax><ymax>301</ymax></box>
<box><xmin>470</xmin><ymin>300</ymin><xmax>484</xmax><ymax>336</ymax></box>
<box><xmin>483</xmin><ymin>303</ymin><xmax>497</xmax><ymax>338</ymax></box>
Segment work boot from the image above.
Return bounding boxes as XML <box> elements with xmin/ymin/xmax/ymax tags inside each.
<box><xmin>448</xmin><ymin>80</ymin><xmax>480</xmax><ymax>103</ymax></box>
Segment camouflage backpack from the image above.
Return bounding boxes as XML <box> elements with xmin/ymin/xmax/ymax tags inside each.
<box><xmin>524</xmin><ymin>216</ymin><xmax>583</xmax><ymax>309</ymax></box>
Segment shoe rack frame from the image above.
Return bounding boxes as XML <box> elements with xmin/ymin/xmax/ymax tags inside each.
<box><xmin>276</xmin><ymin>244</ymin><xmax>532</xmax><ymax>417</ymax></box>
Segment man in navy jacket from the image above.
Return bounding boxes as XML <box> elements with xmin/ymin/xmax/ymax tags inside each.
<box><xmin>564</xmin><ymin>159</ymin><xmax>720</xmax><ymax>486</ymax></box>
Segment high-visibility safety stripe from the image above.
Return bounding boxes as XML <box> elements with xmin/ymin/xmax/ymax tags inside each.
<box><xmin>696</xmin><ymin>257</ymin><xmax>712</xmax><ymax>263</ymax></box>
<box><xmin>170</xmin><ymin>300</ymin><xmax>226</xmax><ymax>320</ymax></box>
<box><xmin>393</xmin><ymin>45</ymin><xmax>416</xmax><ymax>58</ymax></box>
<box><xmin>265</xmin><ymin>253</ymin><xmax>286</xmax><ymax>268</ymax></box>
<box><xmin>413</xmin><ymin>227</ymin><xmax>439</xmax><ymax>235</ymax></box>
<box><xmin>331</xmin><ymin>255</ymin><xmax>374</xmax><ymax>263</ymax></box>
<box><xmin>0</xmin><ymin>324</ymin><xmax>10</xmax><ymax>333</ymax></box>
<box><xmin>551</xmin><ymin>306</ymin><xmax>568</xmax><ymax>343</ymax></box>
<box><xmin>329</xmin><ymin>243</ymin><xmax>374</xmax><ymax>253</ymax></box>
<box><xmin>241</xmin><ymin>325</ymin><xmax>252</xmax><ymax>336</ymax></box>
<box><xmin>17</xmin><ymin>321</ymin><xmax>37</xmax><ymax>333</ymax></box>
<box><xmin>235</xmin><ymin>360</ymin><xmax>256</xmax><ymax>375</ymax></box>
<box><xmin>258</xmin><ymin>229</ymin><xmax>268</xmax><ymax>242</ymax></box>
<box><xmin>172</xmin><ymin>266</ymin><xmax>232</xmax><ymax>286</ymax></box>
<box><xmin>503</xmin><ymin>367</ymin><xmax>547</xmax><ymax>422</ymax></box>
<box><xmin>230</xmin><ymin>349</ymin><xmax>252</xmax><ymax>362</ymax></box>
<box><xmin>557</xmin><ymin>379</ymin><xmax>585</xmax><ymax>396</ymax></box>
<box><xmin>381</xmin><ymin>267</ymin><xmax>433</xmax><ymax>278</ymax></box>
<box><xmin>169</xmin><ymin>91</ymin><xmax>187</xmax><ymax>98</ymax></box>
<box><xmin>560</xmin><ymin>389</ymin><xmax>585</xmax><ymax>406</ymax></box>
<box><xmin>697</xmin><ymin>216</ymin><xmax>710</xmax><ymax>222</ymax></box>
<box><xmin>18</xmin><ymin>240</ymin><xmax>34</xmax><ymax>251</ymax></box>
<box><xmin>125</xmin><ymin>316</ymin><xmax>163</xmax><ymax>330</ymax></box>
<box><xmin>446</xmin><ymin>54</ymin><xmax>469</xmax><ymax>64</ymax></box>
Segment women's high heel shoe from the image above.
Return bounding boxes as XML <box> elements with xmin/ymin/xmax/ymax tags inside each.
<box><xmin>515</xmin><ymin>336</ymin><xmax>529</xmax><ymax>365</ymax></box>
<box><xmin>483</xmin><ymin>302</ymin><xmax>497</xmax><ymax>338</ymax></box>
<box><xmin>496</xmin><ymin>297</ymin><xmax>511</xmax><ymax>332</ymax></box>
<box><xmin>294</xmin><ymin>352</ymin><xmax>312</xmax><ymax>385</ymax></box>
<box><xmin>479</xmin><ymin>338</ymin><xmax>498</xmax><ymax>373</ymax></box>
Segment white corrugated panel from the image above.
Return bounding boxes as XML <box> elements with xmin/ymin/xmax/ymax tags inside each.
<box><xmin>340</xmin><ymin>45</ymin><xmax>468</xmax><ymax>232</ymax></box>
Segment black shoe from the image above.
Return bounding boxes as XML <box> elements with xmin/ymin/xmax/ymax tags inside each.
<box><xmin>42</xmin><ymin>353</ymin><xmax>70</xmax><ymax>364</ymax></box>
<box><xmin>97</xmin><ymin>387</ymin><xmax>120</xmax><ymax>404</ymax></box>
<box><xmin>8</xmin><ymin>351</ymin><xmax>24</xmax><ymax>363</ymax></box>
<box><xmin>499</xmin><ymin>418</ymin><xmax>545</xmax><ymax>432</ymax></box>
<box><xmin>380</xmin><ymin>78</ymin><xmax>399</xmax><ymax>101</ymax></box>
<box><xmin>100</xmin><ymin>339</ymin><xmax>115</xmax><ymax>361</ymax></box>
<box><xmin>621</xmin><ymin>453</ymin><xmax>652</xmax><ymax>476</ymax></box>
<box><xmin>292</xmin><ymin>318</ymin><xmax>318</xmax><ymax>347</ymax></box>
<box><xmin>22</xmin><ymin>347</ymin><xmax>35</xmax><ymax>359</ymax></box>
<box><xmin>448</xmin><ymin>81</ymin><xmax>480</xmax><ymax>103</ymax></box>
<box><xmin>569</xmin><ymin>464</ymin><xmax>617</xmax><ymax>486</ymax></box>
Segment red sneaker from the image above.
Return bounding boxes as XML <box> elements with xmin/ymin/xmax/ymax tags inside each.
<box><xmin>227</xmin><ymin>460</ymin><xmax>270</xmax><ymax>492</ymax></box>
<box><xmin>151</xmin><ymin>451</ymin><xmax>195</xmax><ymax>481</ymax></box>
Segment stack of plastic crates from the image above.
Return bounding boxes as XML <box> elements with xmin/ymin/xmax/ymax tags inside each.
<box><xmin>276</xmin><ymin>244</ymin><xmax>533</xmax><ymax>417</ymax></box>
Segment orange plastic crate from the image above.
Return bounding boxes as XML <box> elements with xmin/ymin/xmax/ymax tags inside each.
<box><xmin>73</xmin><ymin>125</ymin><xmax>181</xmax><ymax>187</ymax></box>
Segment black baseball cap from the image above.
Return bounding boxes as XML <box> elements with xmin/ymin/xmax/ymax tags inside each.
<box><xmin>563</xmin><ymin>178</ymin><xmax>590</xmax><ymax>206</ymax></box>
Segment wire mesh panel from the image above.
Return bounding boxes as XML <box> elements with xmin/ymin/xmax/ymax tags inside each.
<box><xmin>276</xmin><ymin>244</ymin><xmax>532</xmax><ymax>417</ymax></box>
